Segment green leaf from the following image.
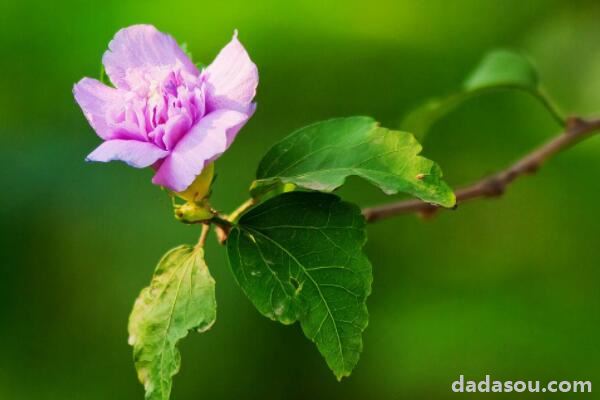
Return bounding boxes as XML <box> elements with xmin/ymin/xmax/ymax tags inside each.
<box><xmin>129</xmin><ymin>245</ymin><xmax>216</xmax><ymax>400</ymax></box>
<box><xmin>251</xmin><ymin>116</ymin><xmax>455</xmax><ymax>208</ymax></box>
<box><xmin>463</xmin><ymin>49</ymin><xmax>539</xmax><ymax>90</ymax></box>
<box><xmin>402</xmin><ymin>49</ymin><xmax>565</xmax><ymax>139</ymax></box>
<box><xmin>227</xmin><ymin>191</ymin><xmax>372</xmax><ymax>379</ymax></box>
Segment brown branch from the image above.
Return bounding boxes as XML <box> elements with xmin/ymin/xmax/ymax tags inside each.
<box><xmin>363</xmin><ymin>117</ymin><xmax>600</xmax><ymax>223</ymax></box>
<box><xmin>195</xmin><ymin>223</ymin><xmax>211</xmax><ymax>248</ymax></box>
<box><xmin>211</xmin><ymin>215</ymin><xmax>233</xmax><ymax>245</ymax></box>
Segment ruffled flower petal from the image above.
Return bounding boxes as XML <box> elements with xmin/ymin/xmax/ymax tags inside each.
<box><xmin>162</xmin><ymin>113</ymin><xmax>193</xmax><ymax>151</ymax></box>
<box><xmin>86</xmin><ymin>139</ymin><xmax>169</xmax><ymax>168</ymax></box>
<box><xmin>73</xmin><ymin>78</ymin><xmax>123</xmax><ymax>140</ymax></box>
<box><xmin>203</xmin><ymin>31</ymin><xmax>258</xmax><ymax>114</ymax></box>
<box><xmin>152</xmin><ymin>109</ymin><xmax>248</xmax><ymax>191</ymax></box>
<box><xmin>102</xmin><ymin>24</ymin><xmax>198</xmax><ymax>90</ymax></box>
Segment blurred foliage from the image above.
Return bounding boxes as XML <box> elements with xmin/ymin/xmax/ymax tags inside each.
<box><xmin>402</xmin><ymin>49</ymin><xmax>565</xmax><ymax>139</ymax></box>
<box><xmin>1</xmin><ymin>0</ymin><xmax>600</xmax><ymax>399</ymax></box>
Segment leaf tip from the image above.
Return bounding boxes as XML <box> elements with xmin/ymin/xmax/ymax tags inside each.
<box><xmin>443</xmin><ymin>190</ymin><xmax>457</xmax><ymax>208</ymax></box>
<box><xmin>334</xmin><ymin>369</ymin><xmax>352</xmax><ymax>381</ymax></box>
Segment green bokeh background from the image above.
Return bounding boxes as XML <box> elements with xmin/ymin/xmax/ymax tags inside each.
<box><xmin>2</xmin><ymin>1</ymin><xmax>600</xmax><ymax>398</ymax></box>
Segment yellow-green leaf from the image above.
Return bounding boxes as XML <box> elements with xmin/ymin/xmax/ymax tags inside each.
<box><xmin>128</xmin><ymin>246</ymin><xmax>216</xmax><ymax>400</ymax></box>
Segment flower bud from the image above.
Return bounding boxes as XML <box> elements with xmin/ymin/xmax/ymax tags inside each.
<box><xmin>174</xmin><ymin>200</ymin><xmax>214</xmax><ymax>223</ymax></box>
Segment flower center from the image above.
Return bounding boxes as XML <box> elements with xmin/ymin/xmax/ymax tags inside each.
<box><xmin>109</xmin><ymin>63</ymin><xmax>205</xmax><ymax>151</ymax></box>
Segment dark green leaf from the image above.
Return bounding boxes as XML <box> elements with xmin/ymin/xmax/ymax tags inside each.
<box><xmin>227</xmin><ymin>192</ymin><xmax>372</xmax><ymax>379</ymax></box>
<box><xmin>252</xmin><ymin>116</ymin><xmax>455</xmax><ymax>208</ymax></box>
<box><xmin>403</xmin><ymin>49</ymin><xmax>565</xmax><ymax>139</ymax></box>
<box><xmin>129</xmin><ymin>246</ymin><xmax>216</xmax><ymax>400</ymax></box>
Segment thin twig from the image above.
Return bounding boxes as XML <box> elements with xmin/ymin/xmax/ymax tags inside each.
<box><xmin>363</xmin><ymin>117</ymin><xmax>600</xmax><ymax>223</ymax></box>
<box><xmin>196</xmin><ymin>223</ymin><xmax>211</xmax><ymax>248</ymax></box>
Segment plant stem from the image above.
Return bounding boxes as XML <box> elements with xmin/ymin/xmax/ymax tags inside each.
<box><xmin>227</xmin><ymin>198</ymin><xmax>256</xmax><ymax>223</ymax></box>
<box><xmin>210</xmin><ymin>215</ymin><xmax>234</xmax><ymax>245</ymax></box>
<box><xmin>363</xmin><ymin>116</ymin><xmax>600</xmax><ymax>223</ymax></box>
<box><xmin>196</xmin><ymin>223</ymin><xmax>211</xmax><ymax>249</ymax></box>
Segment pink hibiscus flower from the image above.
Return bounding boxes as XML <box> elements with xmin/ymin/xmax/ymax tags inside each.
<box><xmin>74</xmin><ymin>24</ymin><xmax>258</xmax><ymax>191</ymax></box>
